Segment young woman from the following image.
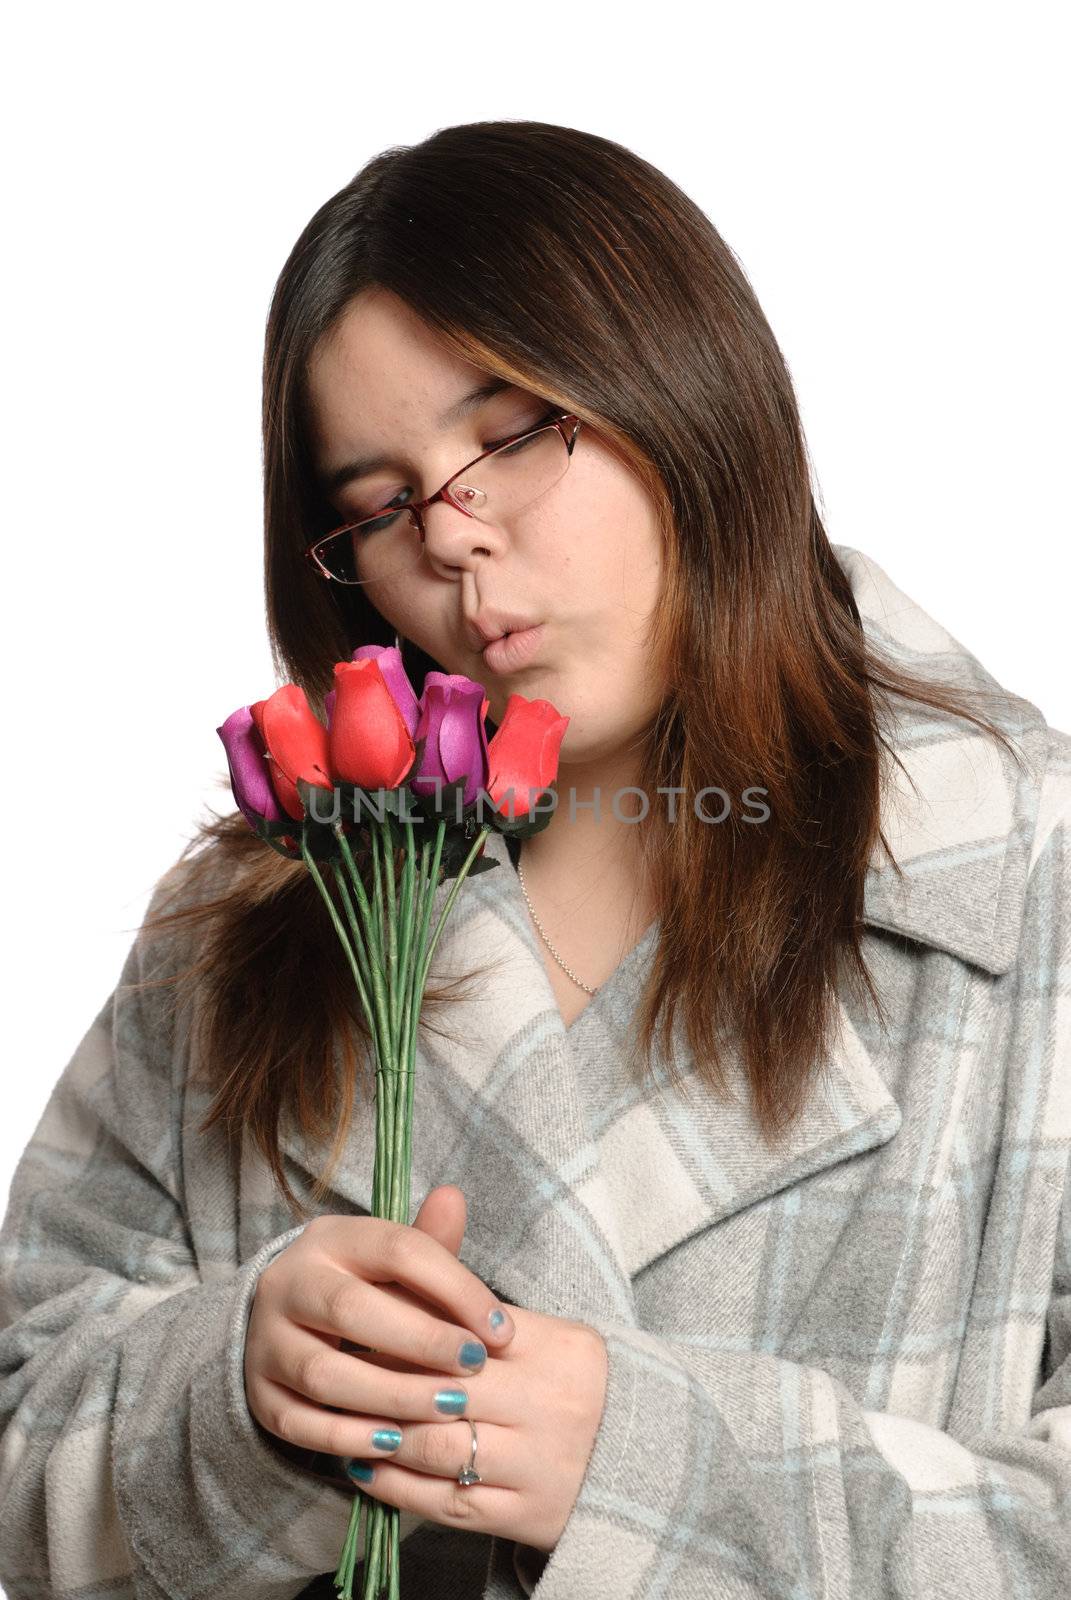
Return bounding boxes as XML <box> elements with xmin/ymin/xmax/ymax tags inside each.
<box><xmin>2</xmin><ymin>120</ymin><xmax>1069</xmax><ymax>1600</ymax></box>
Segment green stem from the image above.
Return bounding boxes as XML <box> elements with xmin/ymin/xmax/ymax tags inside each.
<box><xmin>323</xmin><ymin>814</ymin><xmax>493</xmax><ymax>1598</ymax></box>
<box><xmin>417</xmin><ymin>825</ymin><xmax>492</xmax><ymax>993</ymax></box>
<box><xmin>389</xmin><ymin>1501</ymin><xmax>400</xmax><ymax>1599</ymax></box>
<box><xmin>333</xmin><ymin>824</ymin><xmax>394</xmax><ymax>1086</ymax></box>
<box><xmin>369</xmin><ymin>1503</ymin><xmax>387</xmax><ymax>1597</ymax></box>
<box><xmin>332</xmin><ymin>1483</ymin><xmax>365</xmax><ymax>1596</ymax></box>
<box><xmin>402</xmin><ymin>831</ymin><xmax>441</xmax><ymax>1208</ymax></box>
<box><xmin>396</xmin><ymin>830</ymin><xmax>426</xmax><ymax>1092</ymax></box>
<box><xmin>300</xmin><ymin>831</ymin><xmax>363</xmax><ymax>1001</ymax></box>
<box><xmin>331</xmin><ymin>859</ymin><xmax>393</xmax><ymax>1233</ymax></box>
<box><xmin>369</xmin><ymin>820</ymin><xmax>386</xmax><ymax>985</ymax></box>
<box><xmin>380</xmin><ymin>814</ymin><xmax>400</xmax><ymax>1056</ymax></box>
<box><xmin>388</xmin><ymin>825</ymin><xmax>442</xmax><ymax>1225</ymax></box>
<box><xmin>333</xmin><ymin>823</ymin><xmax>397</xmax><ymax>1203</ymax></box>
<box><xmin>328</xmin><ymin>864</ymin><xmax>376</xmax><ymax>1035</ymax></box>
<box><xmin>394</xmin><ymin>811</ymin><xmax>417</xmax><ymax>1036</ymax></box>
<box><xmin>333</xmin><ymin>822</ymin><xmax>383</xmax><ymax>965</ymax></box>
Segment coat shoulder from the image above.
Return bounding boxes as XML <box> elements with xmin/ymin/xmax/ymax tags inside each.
<box><xmin>1028</xmin><ymin>722</ymin><xmax>1071</xmax><ymax>883</ymax></box>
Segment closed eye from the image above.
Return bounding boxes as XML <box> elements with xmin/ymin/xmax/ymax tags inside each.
<box><xmin>334</xmin><ymin>409</ymin><xmax>564</xmax><ymax>526</ymax></box>
<box><xmin>482</xmin><ymin>408</ymin><xmax>561</xmax><ymax>452</ymax></box>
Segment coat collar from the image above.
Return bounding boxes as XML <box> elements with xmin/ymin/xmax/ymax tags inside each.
<box><xmin>274</xmin><ymin>545</ymin><xmax>1049</xmax><ymax>1322</ymax></box>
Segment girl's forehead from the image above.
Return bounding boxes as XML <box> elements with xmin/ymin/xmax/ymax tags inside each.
<box><xmin>307</xmin><ymin>299</ymin><xmax>502</xmax><ymax>446</ymax></box>
<box><xmin>314</xmin><ymin>288</ymin><xmax>479</xmax><ymax>392</ymax></box>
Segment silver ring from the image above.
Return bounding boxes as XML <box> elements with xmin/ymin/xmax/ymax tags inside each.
<box><xmin>456</xmin><ymin>1417</ymin><xmax>482</xmax><ymax>1487</ymax></box>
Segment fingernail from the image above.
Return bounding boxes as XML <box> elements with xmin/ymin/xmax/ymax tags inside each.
<box><xmin>489</xmin><ymin>1306</ymin><xmax>514</xmax><ymax>1336</ymax></box>
<box><xmin>458</xmin><ymin>1340</ymin><xmax>487</xmax><ymax>1371</ymax></box>
<box><xmin>434</xmin><ymin>1387</ymin><xmax>468</xmax><ymax>1415</ymax></box>
<box><xmin>371</xmin><ymin>1428</ymin><xmax>402</xmax><ymax>1452</ymax></box>
<box><xmin>345</xmin><ymin>1459</ymin><xmax>375</xmax><ymax>1484</ymax></box>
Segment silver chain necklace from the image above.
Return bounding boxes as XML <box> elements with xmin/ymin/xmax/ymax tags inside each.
<box><xmin>515</xmin><ymin>855</ymin><xmax>599</xmax><ymax>995</ymax></box>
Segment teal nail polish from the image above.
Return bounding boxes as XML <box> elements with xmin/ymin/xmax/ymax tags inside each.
<box><xmin>346</xmin><ymin>1460</ymin><xmax>375</xmax><ymax>1484</ymax></box>
<box><xmin>489</xmin><ymin>1308</ymin><xmax>505</xmax><ymax>1331</ymax></box>
<box><xmin>434</xmin><ymin>1387</ymin><xmax>468</xmax><ymax>1415</ymax></box>
<box><xmin>371</xmin><ymin>1428</ymin><xmax>402</xmax><ymax>1452</ymax></box>
<box><xmin>458</xmin><ymin>1340</ymin><xmax>486</xmax><ymax>1371</ymax></box>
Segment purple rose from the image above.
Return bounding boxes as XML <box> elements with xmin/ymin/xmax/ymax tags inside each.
<box><xmin>216</xmin><ymin>705</ymin><xmax>286</xmax><ymax>827</ymax></box>
<box><xmin>410</xmin><ymin>672</ymin><xmax>489</xmax><ymax>807</ymax></box>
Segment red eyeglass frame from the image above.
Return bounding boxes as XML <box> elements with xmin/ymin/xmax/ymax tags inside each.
<box><xmin>303</xmin><ymin>410</ymin><xmax>583</xmax><ymax>582</ymax></box>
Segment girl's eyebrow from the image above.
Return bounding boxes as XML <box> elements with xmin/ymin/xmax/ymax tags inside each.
<box><xmin>316</xmin><ymin>378</ymin><xmax>514</xmax><ymax>497</ymax></box>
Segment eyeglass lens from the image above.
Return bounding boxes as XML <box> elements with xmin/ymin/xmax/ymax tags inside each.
<box><xmin>312</xmin><ymin>422</ymin><xmax>571</xmax><ymax>586</ymax></box>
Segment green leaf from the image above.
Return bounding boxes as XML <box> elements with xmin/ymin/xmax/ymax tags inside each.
<box><xmin>407</xmin><ymin>776</ymin><xmax>473</xmax><ymax>826</ymax></box>
<box><xmin>253</xmin><ymin>817</ymin><xmax>303</xmax><ymax>858</ymax></box>
<box><xmin>485</xmin><ymin>789</ymin><xmax>560</xmax><ymax>838</ymax></box>
<box><xmin>465</xmin><ymin>854</ymin><xmax>500</xmax><ymax>878</ymax></box>
<box><xmin>399</xmin><ymin>733</ymin><xmax>429</xmax><ymax>787</ymax></box>
<box><xmin>302</xmin><ymin>818</ymin><xmax>343</xmax><ymax>862</ymax></box>
<box><xmin>296</xmin><ymin>779</ymin><xmax>343</xmax><ymax>827</ymax></box>
<box><xmin>256</xmin><ymin>815</ymin><xmax>297</xmax><ymax>839</ymax></box>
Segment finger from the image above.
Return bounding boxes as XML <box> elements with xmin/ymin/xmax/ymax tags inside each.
<box><xmin>342</xmin><ymin>1454</ymin><xmax>519</xmax><ymax>1538</ymax></box>
<box><xmin>312</xmin><ymin>1218</ymin><xmax>515</xmax><ymax>1347</ymax></box>
<box><xmin>350</xmin><ymin>1415</ymin><xmax>513</xmax><ymax>1484</ymax></box>
<box><xmin>337</xmin><ymin>1278</ymin><xmax>517</xmax><ymax>1374</ymax></box>
<box><xmin>255</xmin><ymin>1373</ymin><xmax>409</xmax><ymax>1461</ymax></box>
<box><xmin>340</xmin><ymin>1345</ymin><xmax>450</xmax><ymax>1377</ymax></box>
<box><xmin>339</xmin><ymin>1328</ymin><xmax>466</xmax><ymax>1377</ymax></box>
<box><xmin>289</xmin><ymin>1265</ymin><xmax>493</xmax><ymax>1379</ymax></box>
<box><xmin>270</xmin><ymin>1323</ymin><xmax>500</xmax><ymax>1425</ymax></box>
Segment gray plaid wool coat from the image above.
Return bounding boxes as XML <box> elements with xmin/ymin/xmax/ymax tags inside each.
<box><xmin>2</xmin><ymin>543</ymin><xmax>1070</xmax><ymax>1599</ymax></box>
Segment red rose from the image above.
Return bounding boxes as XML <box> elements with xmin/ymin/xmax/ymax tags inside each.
<box><xmin>485</xmin><ymin>695</ymin><xmax>570</xmax><ymax>819</ymax></box>
<box><xmin>329</xmin><ymin>658</ymin><xmax>416</xmax><ymax>790</ymax></box>
<box><xmin>250</xmin><ymin>685</ymin><xmax>332</xmax><ymax>823</ymax></box>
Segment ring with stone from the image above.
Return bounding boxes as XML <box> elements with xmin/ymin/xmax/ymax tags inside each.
<box><xmin>456</xmin><ymin>1417</ymin><xmax>482</xmax><ymax>1486</ymax></box>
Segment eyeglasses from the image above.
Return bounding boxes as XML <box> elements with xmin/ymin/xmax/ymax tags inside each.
<box><xmin>304</xmin><ymin>410</ymin><xmax>583</xmax><ymax>586</ymax></box>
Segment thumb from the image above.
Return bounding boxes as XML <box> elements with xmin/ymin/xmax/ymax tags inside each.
<box><xmin>410</xmin><ymin>1182</ymin><xmax>467</xmax><ymax>1258</ymax></box>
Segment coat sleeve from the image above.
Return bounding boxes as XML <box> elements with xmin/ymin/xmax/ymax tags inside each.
<box><xmin>489</xmin><ymin>762</ymin><xmax>1071</xmax><ymax>1599</ymax></box>
<box><xmin>500</xmin><ymin>1275</ymin><xmax>1071</xmax><ymax>1600</ymax></box>
<box><xmin>0</xmin><ymin>862</ymin><xmax>369</xmax><ymax>1599</ymax></box>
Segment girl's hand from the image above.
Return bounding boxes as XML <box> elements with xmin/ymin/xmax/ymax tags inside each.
<box><xmin>245</xmin><ymin>1183</ymin><xmax>609</xmax><ymax>1552</ymax></box>
<box><xmin>348</xmin><ymin>1295</ymin><xmax>609</xmax><ymax>1555</ymax></box>
<box><xmin>244</xmin><ymin>1186</ymin><xmax>516</xmax><ymax>1465</ymax></box>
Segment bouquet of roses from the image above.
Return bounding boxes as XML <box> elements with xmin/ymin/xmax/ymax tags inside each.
<box><xmin>216</xmin><ymin>641</ymin><xmax>569</xmax><ymax>1599</ymax></box>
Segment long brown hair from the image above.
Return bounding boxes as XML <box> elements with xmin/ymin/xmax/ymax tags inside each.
<box><xmin>128</xmin><ymin>119</ymin><xmax>1022</xmax><ymax>1220</ymax></box>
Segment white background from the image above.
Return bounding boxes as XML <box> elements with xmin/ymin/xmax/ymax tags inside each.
<box><xmin>2</xmin><ymin>0</ymin><xmax>1068</xmax><ymax>1215</ymax></box>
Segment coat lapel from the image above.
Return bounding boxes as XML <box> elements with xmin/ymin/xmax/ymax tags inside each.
<box><xmin>278</xmin><ymin>827</ymin><xmax>902</xmax><ymax>1327</ymax></box>
<box><xmin>276</xmin><ymin>545</ymin><xmax>1049</xmax><ymax>1327</ymax></box>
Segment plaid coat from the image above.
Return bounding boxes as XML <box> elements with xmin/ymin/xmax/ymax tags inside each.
<box><xmin>2</xmin><ymin>542</ymin><xmax>1070</xmax><ymax>1599</ymax></box>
